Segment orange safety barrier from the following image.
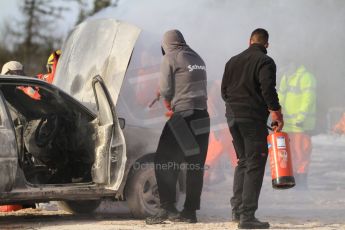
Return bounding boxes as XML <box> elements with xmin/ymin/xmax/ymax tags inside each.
<box><xmin>0</xmin><ymin>205</ymin><xmax>23</xmax><ymax>212</ymax></box>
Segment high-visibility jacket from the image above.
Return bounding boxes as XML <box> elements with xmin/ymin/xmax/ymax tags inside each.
<box><xmin>333</xmin><ymin>113</ymin><xmax>345</xmax><ymax>134</ymax></box>
<box><xmin>37</xmin><ymin>73</ymin><xmax>53</xmax><ymax>84</ymax></box>
<box><xmin>278</xmin><ymin>65</ymin><xmax>316</xmax><ymax>132</ymax></box>
<box><xmin>37</xmin><ymin>53</ymin><xmax>58</xmax><ymax>84</ymax></box>
<box><xmin>17</xmin><ymin>86</ymin><xmax>41</xmax><ymax>100</ymax></box>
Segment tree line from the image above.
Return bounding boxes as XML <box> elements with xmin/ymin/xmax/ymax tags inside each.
<box><xmin>0</xmin><ymin>0</ymin><xmax>118</xmax><ymax>76</ymax></box>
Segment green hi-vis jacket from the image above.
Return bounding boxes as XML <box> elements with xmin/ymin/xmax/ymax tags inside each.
<box><xmin>278</xmin><ymin>65</ymin><xmax>316</xmax><ymax>132</ymax></box>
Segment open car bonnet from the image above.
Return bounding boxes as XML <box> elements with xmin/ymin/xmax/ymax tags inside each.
<box><xmin>54</xmin><ymin>19</ymin><xmax>141</xmax><ymax>112</ymax></box>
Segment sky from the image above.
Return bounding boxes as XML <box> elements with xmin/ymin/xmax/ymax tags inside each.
<box><xmin>0</xmin><ymin>0</ymin><xmax>18</xmax><ymax>20</ymax></box>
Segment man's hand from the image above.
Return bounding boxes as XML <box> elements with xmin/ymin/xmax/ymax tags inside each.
<box><xmin>162</xmin><ymin>99</ymin><xmax>173</xmax><ymax>117</ymax></box>
<box><xmin>270</xmin><ymin>109</ymin><xmax>284</xmax><ymax>132</ymax></box>
<box><xmin>158</xmin><ymin>88</ymin><xmax>172</xmax><ymax>117</ymax></box>
<box><xmin>165</xmin><ymin>110</ymin><xmax>174</xmax><ymax>118</ymax></box>
<box><xmin>163</xmin><ymin>99</ymin><xmax>172</xmax><ymax>111</ymax></box>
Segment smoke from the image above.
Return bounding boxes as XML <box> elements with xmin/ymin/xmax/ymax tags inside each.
<box><xmin>91</xmin><ymin>0</ymin><xmax>345</xmax><ymax>132</ymax></box>
<box><xmin>89</xmin><ymin>0</ymin><xmax>345</xmax><ymax>224</ymax></box>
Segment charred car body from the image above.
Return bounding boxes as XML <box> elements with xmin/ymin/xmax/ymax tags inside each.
<box><xmin>0</xmin><ymin>19</ymin><xmax>182</xmax><ymax>217</ymax></box>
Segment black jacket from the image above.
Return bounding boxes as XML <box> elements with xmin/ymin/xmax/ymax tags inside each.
<box><xmin>221</xmin><ymin>44</ymin><xmax>281</xmax><ymax>122</ymax></box>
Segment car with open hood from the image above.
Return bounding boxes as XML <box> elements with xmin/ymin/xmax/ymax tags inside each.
<box><xmin>0</xmin><ymin>18</ymin><xmax>183</xmax><ymax>218</ymax></box>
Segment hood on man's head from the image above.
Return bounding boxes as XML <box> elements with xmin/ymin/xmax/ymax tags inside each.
<box><xmin>161</xmin><ymin>29</ymin><xmax>187</xmax><ymax>54</ymax></box>
<box><xmin>1</xmin><ymin>61</ymin><xmax>24</xmax><ymax>75</ymax></box>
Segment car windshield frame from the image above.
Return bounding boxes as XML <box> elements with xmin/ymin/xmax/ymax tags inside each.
<box><xmin>0</xmin><ymin>76</ymin><xmax>96</xmax><ymax>119</ymax></box>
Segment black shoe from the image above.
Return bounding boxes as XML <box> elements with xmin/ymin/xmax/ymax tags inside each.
<box><xmin>238</xmin><ymin>218</ymin><xmax>270</xmax><ymax>229</ymax></box>
<box><xmin>145</xmin><ymin>207</ymin><xmax>179</xmax><ymax>225</ymax></box>
<box><xmin>231</xmin><ymin>211</ymin><xmax>240</xmax><ymax>222</ymax></box>
<box><xmin>176</xmin><ymin>209</ymin><xmax>197</xmax><ymax>223</ymax></box>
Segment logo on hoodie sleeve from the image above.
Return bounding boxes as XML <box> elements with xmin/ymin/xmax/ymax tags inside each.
<box><xmin>188</xmin><ymin>64</ymin><xmax>206</xmax><ymax>72</ymax></box>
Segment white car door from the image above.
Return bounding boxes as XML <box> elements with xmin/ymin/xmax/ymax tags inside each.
<box><xmin>91</xmin><ymin>75</ymin><xmax>126</xmax><ymax>190</ymax></box>
<box><xmin>0</xmin><ymin>91</ymin><xmax>18</xmax><ymax>192</ymax></box>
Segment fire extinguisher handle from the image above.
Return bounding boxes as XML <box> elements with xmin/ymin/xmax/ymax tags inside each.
<box><xmin>267</xmin><ymin>125</ymin><xmax>273</xmax><ymax>131</ymax></box>
<box><xmin>271</xmin><ymin>121</ymin><xmax>278</xmax><ymax>127</ymax></box>
<box><xmin>270</xmin><ymin>121</ymin><xmax>279</xmax><ymax>132</ymax></box>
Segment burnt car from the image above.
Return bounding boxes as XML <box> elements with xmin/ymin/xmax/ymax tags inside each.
<box><xmin>0</xmin><ymin>19</ymin><xmax>183</xmax><ymax>218</ymax></box>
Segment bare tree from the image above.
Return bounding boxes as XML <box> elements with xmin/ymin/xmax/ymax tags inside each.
<box><xmin>1</xmin><ymin>0</ymin><xmax>118</xmax><ymax>74</ymax></box>
<box><xmin>10</xmin><ymin>0</ymin><xmax>68</xmax><ymax>74</ymax></box>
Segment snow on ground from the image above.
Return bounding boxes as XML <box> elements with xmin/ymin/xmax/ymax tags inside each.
<box><xmin>1</xmin><ymin>134</ymin><xmax>345</xmax><ymax>229</ymax></box>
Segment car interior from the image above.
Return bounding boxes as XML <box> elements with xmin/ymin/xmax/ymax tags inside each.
<box><xmin>0</xmin><ymin>83</ymin><xmax>100</xmax><ymax>185</ymax></box>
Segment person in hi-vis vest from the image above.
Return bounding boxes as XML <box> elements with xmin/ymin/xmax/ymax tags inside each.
<box><xmin>278</xmin><ymin>64</ymin><xmax>316</xmax><ymax>189</ymax></box>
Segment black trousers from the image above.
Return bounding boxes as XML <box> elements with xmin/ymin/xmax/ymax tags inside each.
<box><xmin>229</xmin><ymin>119</ymin><xmax>268</xmax><ymax>219</ymax></box>
<box><xmin>154</xmin><ymin>110</ymin><xmax>210</xmax><ymax>211</ymax></box>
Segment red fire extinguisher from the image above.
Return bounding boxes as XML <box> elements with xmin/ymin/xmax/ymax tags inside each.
<box><xmin>267</xmin><ymin>131</ymin><xmax>295</xmax><ymax>189</ymax></box>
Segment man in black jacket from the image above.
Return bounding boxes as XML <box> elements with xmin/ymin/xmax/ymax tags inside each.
<box><xmin>221</xmin><ymin>28</ymin><xmax>284</xmax><ymax>229</ymax></box>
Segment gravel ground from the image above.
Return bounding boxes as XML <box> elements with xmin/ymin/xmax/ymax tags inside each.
<box><xmin>1</xmin><ymin>134</ymin><xmax>345</xmax><ymax>229</ymax></box>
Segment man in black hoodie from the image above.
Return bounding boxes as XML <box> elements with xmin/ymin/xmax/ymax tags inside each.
<box><xmin>221</xmin><ymin>28</ymin><xmax>284</xmax><ymax>229</ymax></box>
<box><xmin>146</xmin><ymin>30</ymin><xmax>209</xmax><ymax>225</ymax></box>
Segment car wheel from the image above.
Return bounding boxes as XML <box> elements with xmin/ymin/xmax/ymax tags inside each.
<box><xmin>125</xmin><ymin>162</ymin><xmax>180</xmax><ymax>218</ymax></box>
<box><xmin>57</xmin><ymin>200</ymin><xmax>101</xmax><ymax>214</ymax></box>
